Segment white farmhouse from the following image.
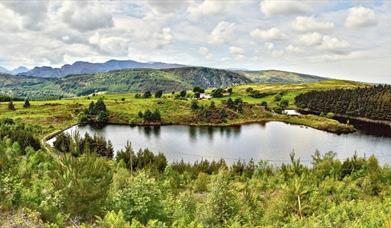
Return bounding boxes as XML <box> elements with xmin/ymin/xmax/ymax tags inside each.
<box><xmin>199</xmin><ymin>93</ymin><xmax>212</xmax><ymax>99</ymax></box>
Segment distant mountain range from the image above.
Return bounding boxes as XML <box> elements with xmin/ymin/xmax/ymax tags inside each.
<box><xmin>16</xmin><ymin>59</ymin><xmax>186</xmax><ymax>78</ymax></box>
<box><xmin>0</xmin><ymin>66</ymin><xmax>29</xmax><ymax>75</ymax></box>
<box><xmin>0</xmin><ymin>65</ymin><xmax>329</xmax><ymax>99</ymax></box>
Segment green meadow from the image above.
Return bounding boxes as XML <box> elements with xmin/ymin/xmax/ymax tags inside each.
<box><xmin>1</xmin><ymin>80</ymin><xmax>361</xmax><ymax>138</ymax></box>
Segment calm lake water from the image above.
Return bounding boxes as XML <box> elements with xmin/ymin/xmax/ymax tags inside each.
<box><xmin>48</xmin><ymin>122</ymin><xmax>391</xmax><ymax>165</ymax></box>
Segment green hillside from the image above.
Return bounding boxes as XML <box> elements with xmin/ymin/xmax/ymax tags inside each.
<box><xmin>0</xmin><ymin>67</ymin><xmax>329</xmax><ymax>99</ymax></box>
<box><xmin>0</xmin><ymin>67</ymin><xmax>252</xmax><ymax>99</ymax></box>
<box><xmin>237</xmin><ymin>70</ymin><xmax>328</xmax><ymax>84</ymax></box>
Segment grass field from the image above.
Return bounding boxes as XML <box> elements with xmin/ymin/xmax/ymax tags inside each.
<box><xmin>0</xmin><ymin>80</ymin><xmax>363</xmax><ymax>138</ymax></box>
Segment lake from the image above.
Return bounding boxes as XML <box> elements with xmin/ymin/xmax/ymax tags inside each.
<box><xmin>48</xmin><ymin>122</ymin><xmax>391</xmax><ymax>165</ymax></box>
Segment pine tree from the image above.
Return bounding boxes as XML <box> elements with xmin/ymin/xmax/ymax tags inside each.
<box><xmin>23</xmin><ymin>98</ymin><xmax>30</xmax><ymax>108</ymax></box>
<box><xmin>8</xmin><ymin>101</ymin><xmax>15</xmax><ymax>111</ymax></box>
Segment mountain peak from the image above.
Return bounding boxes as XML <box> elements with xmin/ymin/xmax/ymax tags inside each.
<box><xmin>19</xmin><ymin>59</ymin><xmax>187</xmax><ymax>78</ymax></box>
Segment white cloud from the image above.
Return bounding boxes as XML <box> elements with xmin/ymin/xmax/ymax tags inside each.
<box><xmin>298</xmin><ymin>32</ymin><xmax>350</xmax><ymax>54</ymax></box>
<box><xmin>319</xmin><ymin>36</ymin><xmax>350</xmax><ymax>54</ymax></box>
<box><xmin>272</xmin><ymin>50</ymin><xmax>284</xmax><ymax>58</ymax></box>
<box><xmin>298</xmin><ymin>32</ymin><xmax>323</xmax><ymax>46</ymax></box>
<box><xmin>89</xmin><ymin>33</ymin><xmax>129</xmax><ymax>55</ymax></box>
<box><xmin>229</xmin><ymin>46</ymin><xmax>245</xmax><ymax>59</ymax></box>
<box><xmin>345</xmin><ymin>6</ymin><xmax>377</xmax><ymax>28</ymax></box>
<box><xmin>260</xmin><ymin>0</ymin><xmax>310</xmax><ymax>17</ymax></box>
<box><xmin>250</xmin><ymin>28</ymin><xmax>285</xmax><ymax>41</ymax></box>
<box><xmin>0</xmin><ymin>0</ymin><xmax>48</xmax><ymax>30</ymax></box>
<box><xmin>209</xmin><ymin>21</ymin><xmax>235</xmax><ymax>44</ymax></box>
<box><xmin>264</xmin><ymin>42</ymin><xmax>274</xmax><ymax>50</ymax></box>
<box><xmin>198</xmin><ymin>47</ymin><xmax>213</xmax><ymax>60</ymax></box>
<box><xmin>60</xmin><ymin>1</ymin><xmax>113</xmax><ymax>32</ymax></box>
<box><xmin>152</xmin><ymin>28</ymin><xmax>174</xmax><ymax>48</ymax></box>
<box><xmin>187</xmin><ymin>0</ymin><xmax>230</xmax><ymax>19</ymax></box>
<box><xmin>0</xmin><ymin>1</ymin><xmax>390</xmax><ymax>83</ymax></box>
<box><xmin>285</xmin><ymin>44</ymin><xmax>302</xmax><ymax>53</ymax></box>
<box><xmin>292</xmin><ymin>16</ymin><xmax>334</xmax><ymax>32</ymax></box>
<box><xmin>146</xmin><ymin>0</ymin><xmax>188</xmax><ymax>14</ymax></box>
<box><xmin>320</xmin><ymin>51</ymin><xmax>366</xmax><ymax>61</ymax></box>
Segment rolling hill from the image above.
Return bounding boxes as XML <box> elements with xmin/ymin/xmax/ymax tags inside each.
<box><xmin>0</xmin><ymin>65</ymin><xmax>332</xmax><ymax>99</ymax></box>
<box><xmin>0</xmin><ymin>67</ymin><xmax>252</xmax><ymax>99</ymax></box>
<box><xmin>236</xmin><ymin>70</ymin><xmax>328</xmax><ymax>83</ymax></box>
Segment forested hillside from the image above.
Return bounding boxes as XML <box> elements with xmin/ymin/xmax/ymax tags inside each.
<box><xmin>295</xmin><ymin>85</ymin><xmax>391</xmax><ymax>121</ymax></box>
<box><xmin>0</xmin><ymin>67</ymin><xmax>250</xmax><ymax>98</ymax></box>
<box><xmin>0</xmin><ymin>67</ymin><xmax>333</xmax><ymax>99</ymax></box>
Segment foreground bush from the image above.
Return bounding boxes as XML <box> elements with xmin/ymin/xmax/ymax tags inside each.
<box><xmin>1</xmin><ymin>133</ymin><xmax>390</xmax><ymax>227</ymax></box>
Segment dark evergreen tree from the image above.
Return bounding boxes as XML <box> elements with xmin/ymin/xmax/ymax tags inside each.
<box><xmin>191</xmin><ymin>100</ymin><xmax>199</xmax><ymax>110</ymax></box>
<box><xmin>23</xmin><ymin>98</ymin><xmax>30</xmax><ymax>108</ymax></box>
<box><xmin>155</xmin><ymin>90</ymin><xmax>163</xmax><ymax>98</ymax></box>
<box><xmin>143</xmin><ymin>91</ymin><xmax>152</xmax><ymax>98</ymax></box>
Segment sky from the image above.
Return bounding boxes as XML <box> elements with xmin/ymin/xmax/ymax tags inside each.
<box><xmin>0</xmin><ymin>0</ymin><xmax>390</xmax><ymax>83</ymax></box>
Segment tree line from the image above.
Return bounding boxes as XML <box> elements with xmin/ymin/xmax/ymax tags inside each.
<box><xmin>295</xmin><ymin>85</ymin><xmax>391</xmax><ymax>121</ymax></box>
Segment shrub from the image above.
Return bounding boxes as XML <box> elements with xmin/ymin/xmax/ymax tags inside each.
<box><xmin>193</xmin><ymin>86</ymin><xmax>205</xmax><ymax>93</ymax></box>
<box><xmin>179</xmin><ymin>90</ymin><xmax>187</xmax><ymax>98</ymax></box>
<box><xmin>143</xmin><ymin>91</ymin><xmax>152</xmax><ymax>98</ymax></box>
<box><xmin>8</xmin><ymin>101</ymin><xmax>15</xmax><ymax>111</ymax></box>
<box><xmin>154</xmin><ymin>90</ymin><xmax>163</xmax><ymax>98</ymax></box>
<box><xmin>194</xmin><ymin>172</ymin><xmax>209</xmax><ymax>192</ymax></box>
<box><xmin>52</xmin><ymin>154</ymin><xmax>113</xmax><ymax>220</ymax></box>
<box><xmin>23</xmin><ymin>98</ymin><xmax>30</xmax><ymax>108</ymax></box>
<box><xmin>274</xmin><ymin>94</ymin><xmax>282</xmax><ymax>102</ymax></box>
<box><xmin>211</xmin><ymin>88</ymin><xmax>224</xmax><ymax>98</ymax></box>
<box><xmin>191</xmin><ymin>100</ymin><xmax>199</xmax><ymax>110</ymax></box>
<box><xmin>112</xmin><ymin>173</ymin><xmax>166</xmax><ymax>224</ymax></box>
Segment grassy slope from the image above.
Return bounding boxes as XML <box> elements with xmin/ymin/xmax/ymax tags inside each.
<box><xmin>0</xmin><ymin>68</ymin><xmax>330</xmax><ymax>99</ymax></box>
<box><xmin>0</xmin><ymin>80</ymin><xmax>362</xmax><ymax>138</ymax></box>
<box><xmin>236</xmin><ymin>70</ymin><xmax>328</xmax><ymax>83</ymax></box>
<box><xmin>0</xmin><ymin>67</ymin><xmax>252</xmax><ymax>99</ymax></box>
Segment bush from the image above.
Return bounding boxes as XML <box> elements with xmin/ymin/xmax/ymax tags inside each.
<box><xmin>274</xmin><ymin>94</ymin><xmax>282</xmax><ymax>102</ymax></box>
<box><xmin>191</xmin><ymin>100</ymin><xmax>199</xmax><ymax>110</ymax></box>
<box><xmin>245</xmin><ymin>87</ymin><xmax>253</xmax><ymax>93</ymax></box>
<box><xmin>52</xmin><ymin>155</ymin><xmax>113</xmax><ymax>220</ymax></box>
<box><xmin>23</xmin><ymin>98</ymin><xmax>30</xmax><ymax>108</ymax></box>
<box><xmin>179</xmin><ymin>90</ymin><xmax>187</xmax><ymax>98</ymax></box>
<box><xmin>140</xmin><ymin>109</ymin><xmax>161</xmax><ymax>122</ymax></box>
<box><xmin>261</xmin><ymin>101</ymin><xmax>268</xmax><ymax>108</ymax></box>
<box><xmin>193</xmin><ymin>86</ymin><xmax>205</xmax><ymax>93</ymax></box>
<box><xmin>154</xmin><ymin>90</ymin><xmax>163</xmax><ymax>98</ymax></box>
<box><xmin>85</xmin><ymin>98</ymin><xmax>109</xmax><ymax>123</ymax></box>
<box><xmin>280</xmin><ymin>99</ymin><xmax>289</xmax><ymax>109</ymax></box>
<box><xmin>143</xmin><ymin>91</ymin><xmax>152</xmax><ymax>98</ymax></box>
<box><xmin>211</xmin><ymin>88</ymin><xmax>224</xmax><ymax>98</ymax></box>
<box><xmin>112</xmin><ymin>173</ymin><xmax>166</xmax><ymax>224</ymax></box>
<box><xmin>273</xmin><ymin>106</ymin><xmax>283</xmax><ymax>114</ymax></box>
<box><xmin>97</xmin><ymin>211</ymin><xmax>130</xmax><ymax>228</ymax></box>
<box><xmin>8</xmin><ymin>101</ymin><xmax>15</xmax><ymax>111</ymax></box>
<box><xmin>194</xmin><ymin>172</ymin><xmax>209</xmax><ymax>192</ymax></box>
<box><xmin>96</xmin><ymin>111</ymin><xmax>109</xmax><ymax>123</ymax></box>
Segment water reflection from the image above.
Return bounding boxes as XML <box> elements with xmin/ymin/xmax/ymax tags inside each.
<box><xmin>187</xmin><ymin>125</ymin><xmax>242</xmax><ymax>141</ymax></box>
<box><xmin>49</xmin><ymin>122</ymin><xmax>391</xmax><ymax>165</ymax></box>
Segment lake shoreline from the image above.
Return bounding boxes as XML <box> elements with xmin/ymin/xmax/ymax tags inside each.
<box><xmin>46</xmin><ymin>122</ymin><xmax>391</xmax><ymax>165</ymax></box>
<box><xmin>298</xmin><ymin>109</ymin><xmax>391</xmax><ymax>136</ymax></box>
<box><xmin>45</xmin><ymin>116</ymin><xmax>355</xmax><ymax>142</ymax></box>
